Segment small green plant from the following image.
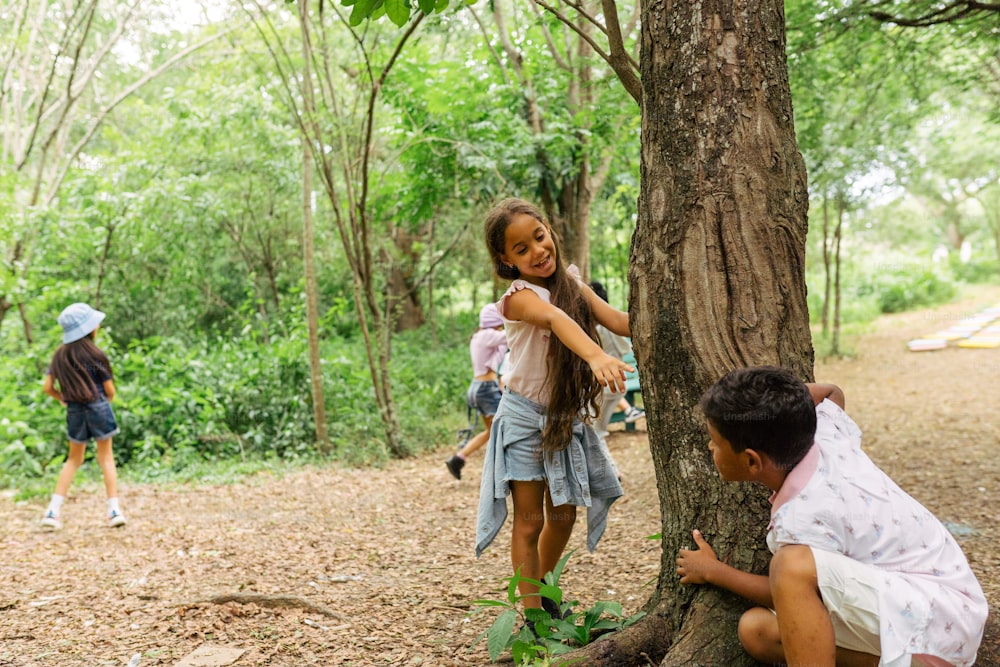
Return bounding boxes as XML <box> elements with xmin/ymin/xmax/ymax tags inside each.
<box><xmin>471</xmin><ymin>551</ymin><xmax>646</xmax><ymax>665</ymax></box>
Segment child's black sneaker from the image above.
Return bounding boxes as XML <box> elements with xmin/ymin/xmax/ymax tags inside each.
<box><xmin>445</xmin><ymin>455</ymin><xmax>465</xmax><ymax>480</ymax></box>
<box><xmin>541</xmin><ymin>596</ymin><xmax>570</xmax><ymax>619</ymax></box>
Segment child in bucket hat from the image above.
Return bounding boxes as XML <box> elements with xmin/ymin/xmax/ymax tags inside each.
<box><xmin>41</xmin><ymin>303</ymin><xmax>127</xmax><ymax>530</ymax></box>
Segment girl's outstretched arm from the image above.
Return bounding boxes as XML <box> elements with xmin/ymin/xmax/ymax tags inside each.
<box><xmin>580</xmin><ymin>283</ymin><xmax>630</xmax><ymax>337</ymax></box>
<box><xmin>505</xmin><ymin>288</ymin><xmax>634</xmax><ymax>392</ymax></box>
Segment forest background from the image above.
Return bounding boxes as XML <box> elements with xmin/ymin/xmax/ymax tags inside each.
<box><xmin>2</xmin><ymin>0</ymin><xmax>999</xmax><ymax>496</ymax></box>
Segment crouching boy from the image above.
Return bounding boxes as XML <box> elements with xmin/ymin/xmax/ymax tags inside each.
<box><xmin>676</xmin><ymin>366</ymin><xmax>987</xmax><ymax>667</ymax></box>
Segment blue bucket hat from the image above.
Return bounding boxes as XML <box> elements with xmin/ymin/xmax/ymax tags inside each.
<box><xmin>58</xmin><ymin>303</ymin><xmax>106</xmax><ymax>344</ymax></box>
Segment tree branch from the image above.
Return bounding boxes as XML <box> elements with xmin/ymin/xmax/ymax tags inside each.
<box><xmin>44</xmin><ymin>28</ymin><xmax>235</xmax><ymax>206</ymax></box>
<box><xmin>533</xmin><ymin>0</ymin><xmax>642</xmax><ymax>104</ymax></box>
<box><xmin>869</xmin><ymin>1</ymin><xmax>1000</xmax><ymax>27</ymax></box>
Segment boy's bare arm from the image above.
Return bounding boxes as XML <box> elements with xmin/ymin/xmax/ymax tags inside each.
<box><xmin>806</xmin><ymin>383</ymin><xmax>845</xmax><ymax>409</ymax></box>
<box><xmin>676</xmin><ymin>530</ymin><xmax>773</xmax><ymax>608</ymax></box>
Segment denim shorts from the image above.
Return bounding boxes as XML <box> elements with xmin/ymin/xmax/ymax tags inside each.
<box><xmin>493</xmin><ymin>390</ymin><xmax>547</xmax><ymax>482</ymax></box>
<box><xmin>466</xmin><ymin>379</ymin><xmax>502</xmax><ymax>418</ymax></box>
<box><xmin>66</xmin><ymin>399</ymin><xmax>120</xmax><ymax>444</ymax></box>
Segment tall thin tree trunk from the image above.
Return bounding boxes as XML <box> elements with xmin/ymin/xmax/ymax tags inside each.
<box><xmin>299</xmin><ymin>42</ymin><xmax>329</xmax><ymax>454</ymax></box>
<box><xmin>832</xmin><ymin>196</ymin><xmax>844</xmax><ymax>356</ymax></box>
<box><xmin>94</xmin><ymin>219</ymin><xmax>116</xmax><ymax>309</ymax></box>
<box><xmin>18</xmin><ymin>301</ymin><xmax>34</xmax><ymax>346</ymax></box>
<box><xmin>822</xmin><ymin>196</ymin><xmax>831</xmax><ymax>335</ymax></box>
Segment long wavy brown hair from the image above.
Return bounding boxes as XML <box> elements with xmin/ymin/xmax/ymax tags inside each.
<box><xmin>49</xmin><ymin>332</ymin><xmax>113</xmax><ymax>403</ymax></box>
<box><xmin>484</xmin><ymin>198</ymin><xmax>603</xmax><ymax>455</ymax></box>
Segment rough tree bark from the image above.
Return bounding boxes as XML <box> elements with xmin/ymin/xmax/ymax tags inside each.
<box><xmin>561</xmin><ymin>2</ymin><xmax>814</xmax><ymax>664</ymax></box>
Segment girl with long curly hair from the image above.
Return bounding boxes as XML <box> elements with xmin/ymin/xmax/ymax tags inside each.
<box><xmin>475</xmin><ymin>198</ymin><xmax>632</xmax><ymax>622</ymax></box>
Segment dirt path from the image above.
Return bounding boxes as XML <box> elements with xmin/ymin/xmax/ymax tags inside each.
<box><xmin>2</xmin><ymin>285</ymin><xmax>999</xmax><ymax>667</ymax></box>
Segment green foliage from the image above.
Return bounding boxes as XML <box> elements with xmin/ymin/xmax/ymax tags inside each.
<box><xmin>806</xmin><ymin>255</ymin><xmax>959</xmax><ymax>327</ymax></box>
<box><xmin>0</xmin><ymin>310</ymin><xmax>476</xmax><ymax>494</ymax></box>
<box><xmin>868</xmin><ymin>268</ymin><xmax>957</xmax><ymax>313</ymax></box>
<box><xmin>0</xmin><ymin>349</ymin><xmax>66</xmax><ymax>485</ymax></box>
<box><xmin>949</xmin><ymin>256</ymin><xmax>1000</xmax><ymax>285</ymax></box>
<box><xmin>113</xmin><ymin>332</ymin><xmax>316</xmax><ymax>469</ymax></box>
<box><xmin>472</xmin><ymin>552</ymin><xmax>646</xmax><ymax>665</ymax></box>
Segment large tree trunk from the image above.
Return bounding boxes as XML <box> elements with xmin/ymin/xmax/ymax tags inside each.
<box><xmin>565</xmin><ymin>2</ymin><xmax>814</xmax><ymax>664</ymax></box>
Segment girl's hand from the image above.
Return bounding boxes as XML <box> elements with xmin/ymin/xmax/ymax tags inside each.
<box><xmin>676</xmin><ymin>530</ymin><xmax>720</xmax><ymax>585</ymax></box>
<box><xmin>588</xmin><ymin>352</ymin><xmax>634</xmax><ymax>393</ymax></box>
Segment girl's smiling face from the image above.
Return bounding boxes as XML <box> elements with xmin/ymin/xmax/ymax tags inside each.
<box><xmin>501</xmin><ymin>213</ymin><xmax>557</xmax><ymax>285</ymax></box>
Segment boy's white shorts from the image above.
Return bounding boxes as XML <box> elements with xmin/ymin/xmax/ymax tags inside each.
<box><xmin>809</xmin><ymin>546</ymin><xmax>882</xmax><ymax>657</ymax></box>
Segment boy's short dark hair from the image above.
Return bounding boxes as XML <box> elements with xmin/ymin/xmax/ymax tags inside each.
<box><xmin>699</xmin><ymin>366</ymin><xmax>817</xmax><ymax>471</ymax></box>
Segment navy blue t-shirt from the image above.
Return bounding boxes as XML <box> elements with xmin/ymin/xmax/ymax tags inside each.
<box><xmin>47</xmin><ymin>362</ymin><xmax>111</xmax><ymax>400</ymax></box>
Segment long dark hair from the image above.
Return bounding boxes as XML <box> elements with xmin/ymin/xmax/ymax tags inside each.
<box><xmin>49</xmin><ymin>332</ymin><xmax>113</xmax><ymax>403</ymax></box>
<box><xmin>484</xmin><ymin>198</ymin><xmax>602</xmax><ymax>455</ymax></box>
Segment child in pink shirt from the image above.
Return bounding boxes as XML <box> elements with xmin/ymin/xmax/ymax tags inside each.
<box><xmin>445</xmin><ymin>303</ymin><xmax>507</xmax><ymax>480</ymax></box>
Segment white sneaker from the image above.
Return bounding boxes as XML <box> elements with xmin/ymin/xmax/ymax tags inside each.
<box><xmin>108</xmin><ymin>510</ymin><xmax>127</xmax><ymax>528</ymax></box>
<box><xmin>40</xmin><ymin>510</ymin><xmax>62</xmax><ymax>531</ymax></box>
<box><xmin>624</xmin><ymin>407</ymin><xmax>645</xmax><ymax>423</ymax></box>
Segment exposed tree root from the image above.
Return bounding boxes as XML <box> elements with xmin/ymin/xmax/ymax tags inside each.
<box><xmin>176</xmin><ymin>593</ymin><xmax>347</xmax><ymax>621</ymax></box>
<box><xmin>553</xmin><ymin>601</ymin><xmax>999</xmax><ymax>666</ymax></box>
<box><xmin>550</xmin><ymin>603</ymin><xmax>673</xmax><ymax>667</ymax></box>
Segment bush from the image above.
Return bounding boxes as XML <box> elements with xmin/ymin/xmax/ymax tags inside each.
<box><xmin>872</xmin><ymin>268</ymin><xmax>957</xmax><ymax>313</ymax></box>
<box><xmin>949</xmin><ymin>256</ymin><xmax>1000</xmax><ymax>284</ymax></box>
<box><xmin>0</xmin><ymin>313</ymin><xmax>480</xmax><ymax>493</ymax></box>
<box><xmin>113</xmin><ymin>333</ymin><xmax>317</xmax><ymax>469</ymax></box>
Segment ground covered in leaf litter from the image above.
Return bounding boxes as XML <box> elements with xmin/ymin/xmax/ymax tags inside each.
<box><xmin>1</xmin><ymin>285</ymin><xmax>999</xmax><ymax>667</ymax></box>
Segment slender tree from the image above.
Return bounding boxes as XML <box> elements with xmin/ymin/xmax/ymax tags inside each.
<box><xmin>251</xmin><ymin>2</ymin><xmax>433</xmax><ymax>457</ymax></box>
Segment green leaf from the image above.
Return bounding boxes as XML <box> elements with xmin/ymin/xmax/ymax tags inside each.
<box><xmin>348</xmin><ymin>0</ymin><xmax>380</xmax><ymax>26</ymax></box>
<box><xmin>487</xmin><ymin>609</ymin><xmax>517</xmax><ymax>661</ymax></box>
<box><xmin>506</xmin><ymin>570</ymin><xmax>520</xmax><ymax>603</ymax></box>
<box><xmin>589</xmin><ymin>600</ymin><xmax>622</xmax><ymax>617</ymax></box>
<box><xmin>545</xmin><ymin>549</ymin><xmax>573</xmax><ymax>584</ymax></box>
<box><xmin>471</xmin><ymin>599</ymin><xmax>513</xmax><ymax>608</ymax></box>
<box><xmin>384</xmin><ymin>0</ymin><xmax>411</xmax><ymax>26</ymax></box>
<box><xmin>623</xmin><ymin>611</ymin><xmax>647</xmax><ymax>628</ymax></box>
<box><xmin>511</xmin><ymin>638</ymin><xmax>542</xmax><ymax>664</ymax></box>
<box><xmin>417</xmin><ymin>0</ymin><xmax>437</xmax><ymax>13</ymax></box>
<box><xmin>538</xmin><ymin>583</ymin><xmax>562</xmax><ymax>607</ymax></box>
